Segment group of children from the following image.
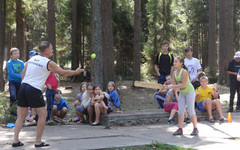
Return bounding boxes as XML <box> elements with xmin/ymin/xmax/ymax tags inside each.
<box><xmin>74</xmin><ymin>81</ymin><xmax>120</xmax><ymax>126</ymax></box>
<box><xmin>154</xmin><ymin>40</ymin><xmax>227</xmax><ymax>136</ymax></box>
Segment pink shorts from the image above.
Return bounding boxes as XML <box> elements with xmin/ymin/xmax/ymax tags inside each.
<box><xmin>164</xmin><ymin>102</ymin><xmax>178</xmax><ymax>112</ymax></box>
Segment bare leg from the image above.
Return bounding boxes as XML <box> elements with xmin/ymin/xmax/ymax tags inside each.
<box><xmin>34</xmin><ymin>107</ymin><xmax>47</xmax><ymax>145</ymax></box>
<box><xmin>74</xmin><ymin>100</ymin><xmax>81</xmax><ymax>108</ymax></box>
<box><xmin>169</xmin><ymin>109</ymin><xmax>177</xmax><ymax>118</ymax></box>
<box><xmin>100</xmin><ymin>101</ymin><xmax>108</xmax><ymax>110</ymax></box>
<box><xmin>191</xmin><ymin>115</ymin><xmax>198</xmax><ymax>128</ymax></box>
<box><xmin>51</xmin><ymin>105</ymin><xmax>58</xmax><ymax>117</ymax></box>
<box><xmin>13</xmin><ymin>107</ymin><xmax>28</xmax><ymax>143</ymax></box>
<box><xmin>59</xmin><ymin>107</ymin><xmax>67</xmax><ymax>119</ymax></box>
<box><xmin>203</xmin><ymin>99</ymin><xmax>213</xmax><ymax>119</ymax></box>
<box><xmin>213</xmin><ymin>100</ymin><xmax>223</xmax><ymax>119</ymax></box>
<box><xmin>93</xmin><ymin>103</ymin><xmax>101</xmax><ymax>124</ymax></box>
<box><xmin>87</xmin><ymin>107</ymin><xmax>93</xmax><ymax>124</ymax></box>
<box><xmin>76</xmin><ymin>110</ymin><xmax>85</xmax><ymax>122</ymax></box>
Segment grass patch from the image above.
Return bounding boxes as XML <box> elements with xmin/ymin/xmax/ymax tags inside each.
<box><xmin>102</xmin><ymin>142</ymin><xmax>193</xmax><ymax>150</ymax></box>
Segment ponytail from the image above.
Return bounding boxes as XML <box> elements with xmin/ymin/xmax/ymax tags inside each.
<box><xmin>182</xmin><ymin>64</ymin><xmax>188</xmax><ymax>71</ymax></box>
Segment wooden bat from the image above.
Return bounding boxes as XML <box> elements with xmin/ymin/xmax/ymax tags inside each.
<box><xmin>134</xmin><ymin>81</ymin><xmax>164</xmax><ymax>89</ymax></box>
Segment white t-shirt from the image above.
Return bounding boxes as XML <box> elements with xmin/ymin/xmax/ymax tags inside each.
<box><xmin>184</xmin><ymin>57</ymin><xmax>202</xmax><ymax>82</ymax></box>
<box><xmin>22</xmin><ymin>55</ymin><xmax>50</xmax><ymax>90</ymax></box>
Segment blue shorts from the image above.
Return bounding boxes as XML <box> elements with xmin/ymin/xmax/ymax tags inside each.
<box><xmin>197</xmin><ymin>100</ymin><xmax>205</xmax><ymax>112</ymax></box>
<box><xmin>76</xmin><ymin>103</ymin><xmax>92</xmax><ymax>113</ymax></box>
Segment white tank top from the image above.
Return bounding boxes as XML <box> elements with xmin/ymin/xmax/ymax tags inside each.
<box><xmin>22</xmin><ymin>55</ymin><xmax>50</xmax><ymax>90</ymax></box>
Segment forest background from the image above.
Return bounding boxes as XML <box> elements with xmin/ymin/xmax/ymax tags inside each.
<box><xmin>0</xmin><ymin>0</ymin><xmax>239</xmax><ymax>91</ymax></box>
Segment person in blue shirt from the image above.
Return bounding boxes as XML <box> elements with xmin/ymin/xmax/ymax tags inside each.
<box><xmin>107</xmin><ymin>81</ymin><xmax>121</xmax><ymax>113</ymax></box>
<box><xmin>7</xmin><ymin>48</ymin><xmax>24</xmax><ymax>106</ymax></box>
<box><xmin>51</xmin><ymin>90</ymin><xmax>69</xmax><ymax>120</ymax></box>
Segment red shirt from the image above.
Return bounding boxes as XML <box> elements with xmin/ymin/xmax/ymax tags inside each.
<box><xmin>45</xmin><ymin>72</ymin><xmax>58</xmax><ymax>91</ymax></box>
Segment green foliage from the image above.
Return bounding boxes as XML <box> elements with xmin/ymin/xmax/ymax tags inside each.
<box><xmin>0</xmin><ymin>93</ymin><xmax>17</xmax><ymax>124</ymax></box>
<box><xmin>143</xmin><ymin>0</ymin><xmax>177</xmax><ymax>76</ymax></box>
<box><xmin>113</xmin><ymin>0</ymin><xmax>134</xmax><ymax>77</ymax></box>
<box><xmin>205</xmin><ymin>66</ymin><xmax>218</xmax><ymax>83</ymax></box>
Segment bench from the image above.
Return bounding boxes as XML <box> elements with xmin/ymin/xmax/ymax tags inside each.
<box><xmin>100</xmin><ymin>109</ymin><xmax>219</xmax><ymax>127</ymax></box>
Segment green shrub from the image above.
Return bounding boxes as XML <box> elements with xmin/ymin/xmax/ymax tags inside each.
<box><xmin>205</xmin><ymin>66</ymin><xmax>218</xmax><ymax>83</ymax></box>
<box><xmin>0</xmin><ymin>92</ymin><xmax>17</xmax><ymax>124</ymax></box>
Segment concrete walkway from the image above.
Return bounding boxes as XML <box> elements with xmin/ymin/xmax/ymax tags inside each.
<box><xmin>1</xmin><ymin>112</ymin><xmax>240</xmax><ymax>150</ymax></box>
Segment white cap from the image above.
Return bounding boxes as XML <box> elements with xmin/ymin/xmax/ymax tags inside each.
<box><xmin>234</xmin><ymin>51</ymin><xmax>240</xmax><ymax>58</ymax></box>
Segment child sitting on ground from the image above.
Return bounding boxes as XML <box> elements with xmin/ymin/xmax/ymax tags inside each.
<box><xmin>90</xmin><ymin>86</ymin><xmax>110</xmax><ymax>126</ymax></box>
<box><xmin>154</xmin><ymin>75</ymin><xmax>172</xmax><ymax>109</ymax></box>
<box><xmin>24</xmin><ymin>108</ymin><xmax>38</xmax><ymax>126</ymax></box>
<box><xmin>51</xmin><ymin>90</ymin><xmax>69</xmax><ymax>121</ymax></box>
<box><xmin>91</xmin><ymin>86</ymin><xmax>110</xmax><ymax>113</ymax></box>
<box><xmin>73</xmin><ymin>82</ymin><xmax>87</xmax><ymax>122</ymax></box>
<box><xmin>165</xmin><ymin>88</ymin><xmax>191</xmax><ymax>125</ymax></box>
<box><xmin>107</xmin><ymin>81</ymin><xmax>121</xmax><ymax>113</ymax></box>
<box><xmin>195</xmin><ymin>76</ymin><xmax>225</xmax><ymax>123</ymax></box>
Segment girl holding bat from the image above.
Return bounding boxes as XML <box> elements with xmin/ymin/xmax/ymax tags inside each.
<box><xmin>164</xmin><ymin>56</ymin><xmax>198</xmax><ymax>136</ymax></box>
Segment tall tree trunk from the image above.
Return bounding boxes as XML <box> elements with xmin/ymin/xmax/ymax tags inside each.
<box><xmin>71</xmin><ymin>0</ymin><xmax>78</xmax><ymax>70</ymax></box>
<box><xmin>133</xmin><ymin>0</ymin><xmax>141</xmax><ymax>81</ymax></box>
<box><xmin>0</xmin><ymin>0</ymin><xmax>6</xmax><ymax>91</ymax></box>
<box><xmin>208</xmin><ymin>0</ymin><xmax>217</xmax><ymax>67</ymax></box>
<box><xmin>219</xmin><ymin>0</ymin><xmax>227</xmax><ymax>85</ymax></box>
<box><xmin>226</xmin><ymin>0</ymin><xmax>234</xmax><ymax>85</ymax></box>
<box><xmin>16</xmin><ymin>0</ymin><xmax>25</xmax><ymax>61</ymax></box>
<box><xmin>101</xmin><ymin>0</ymin><xmax>114</xmax><ymax>90</ymax></box>
<box><xmin>91</xmin><ymin>0</ymin><xmax>103</xmax><ymax>87</ymax></box>
<box><xmin>48</xmin><ymin>0</ymin><xmax>56</xmax><ymax>62</ymax></box>
<box><xmin>219</xmin><ymin>0</ymin><xmax>234</xmax><ymax>85</ymax></box>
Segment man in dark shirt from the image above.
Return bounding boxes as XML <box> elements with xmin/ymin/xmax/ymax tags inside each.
<box><xmin>154</xmin><ymin>40</ymin><xmax>174</xmax><ymax>84</ymax></box>
<box><xmin>226</xmin><ymin>51</ymin><xmax>240</xmax><ymax>112</ymax></box>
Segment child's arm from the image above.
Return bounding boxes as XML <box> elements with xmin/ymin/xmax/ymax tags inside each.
<box><xmin>157</xmin><ymin>89</ymin><xmax>168</xmax><ymax>95</ymax></box>
<box><xmin>94</xmin><ymin>94</ymin><xmax>104</xmax><ymax>103</ymax></box>
<box><xmin>166</xmin><ymin>95</ymin><xmax>171</xmax><ymax>104</ymax></box>
<box><xmin>91</xmin><ymin>95</ymin><xmax>96</xmax><ymax>106</ymax></box>
<box><xmin>175</xmin><ymin>90</ymin><xmax>179</xmax><ymax>101</ymax></box>
<box><xmin>195</xmin><ymin>92</ymin><xmax>200</xmax><ymax>102</ymax></box>
<box><xmin>165</xmin><ymin>70</ymin><xmax>188</xmax><ymax>90</ymax></box>
<box><xmin>212</xmin><ymin>86</ymin><xmax>219</xmax><ymax>99</ymax></box>
<box><xmin>7</xmin><ymin>63</ymin><xmax>22</xmax><ymax>79</ymax></box>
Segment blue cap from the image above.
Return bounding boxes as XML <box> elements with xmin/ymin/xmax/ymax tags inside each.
<box><xmin>29</xmin><ymin>50</ymin><xmax>38</xmax><ymax>56</ymax></box>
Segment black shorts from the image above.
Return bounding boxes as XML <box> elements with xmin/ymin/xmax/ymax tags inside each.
<box><xmin>18</xmin><ymin>83</ymin><xmax>45</xmax><ymax>108</ymax></box>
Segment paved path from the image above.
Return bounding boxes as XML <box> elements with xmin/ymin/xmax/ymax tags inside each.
<box><xmin>1</xmin><ymin>112</ymin><xmax>240</xmax><ymax>150</ymax></box>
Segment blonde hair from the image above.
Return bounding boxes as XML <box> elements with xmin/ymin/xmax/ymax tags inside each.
<box><xmin>107</xmin><ymin>81</ymin><xmax>116</xmax><ymax>91</ymax></box>
<box><xmin>200</xmin><ymin>75</ymin><xmax>208</xmax><ymax>81</ymax></box>
<box><xmin>10</xmin><ymin>48</ymin><xmax>19</xmax><ymax>55</ymax></box>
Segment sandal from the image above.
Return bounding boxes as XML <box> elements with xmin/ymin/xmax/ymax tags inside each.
<box><xmin>208</xmin><ymin>118</ymin><xmax>215</xmax><ymax>123</ymax></box>
<box><xmin>12</xmin><ymin>141</ymin><xmax>24</xmax><ymax>147</ymax></box>
<box><xmin>35</xmin><ymin>142</ymin><xmax>50</xmax><ymax>147</ymax></box>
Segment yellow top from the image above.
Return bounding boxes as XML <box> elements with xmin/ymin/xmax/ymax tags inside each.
<box><xmin>195</xmin><ymin>85</ymin><xmax>213</xmax><ymax>103</ymax></box>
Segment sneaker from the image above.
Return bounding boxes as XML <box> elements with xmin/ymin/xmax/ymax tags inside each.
<box><xmin>190</xmin><ymin>128</ymin><xmax>199</xmax><ymax>136</ymax></box>
<box><xmin>208</xmin><ymin>118</ymin><xmax>215</xmax><ymax>123</ymax></box>
<box><xmin>73</xmin><ymin>117</ymin><xmax>80</xmax><ymax>122</ymax></box>
<box><xmin>219</xmin><ymin>118</ymin><xmax>226</xmax><ymax>123</ymax></box>
<box><xmin>107</xmin><ymin>107</ymin><xmax>112</xmax><ymax>114</ymax></box>
<box><xmin>167</xmin><ymin>119</ymin><xmax>176</xmax><ymax>125</ymax></box>
<box><xmin>52</xmin><ymin>116</ymin><xmax>62</xmax><ymax>123</ymax></box>
<box><xmin>236</xmin><ymin>106</ymin><xmax>240</xmax><ymax>112</ymax></box>
<box><xmin>184</xmin><ymin>117</ymin><xmax>191</xmax><ymax>124</ymax></box>
<box><xmin>173</xmin><ymin>129</ymin><xmax>183</xmax><ymax>136</ymax></box>
<box><xmin>227</xmin><ymin>107</ymin><xmax>233</xmax><ymax>112</ymax></box>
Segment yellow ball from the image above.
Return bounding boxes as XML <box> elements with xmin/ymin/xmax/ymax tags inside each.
<box><xmin>91</xmin><ymin>53</ymin><xmax>96</xmax><ymax>59</ymax></box>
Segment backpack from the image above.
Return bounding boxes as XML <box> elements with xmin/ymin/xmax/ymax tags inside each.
<box><xmin>158</xmin><ymin>52</ymin><xmax>172</xmax><ymax>64</ymax></box>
